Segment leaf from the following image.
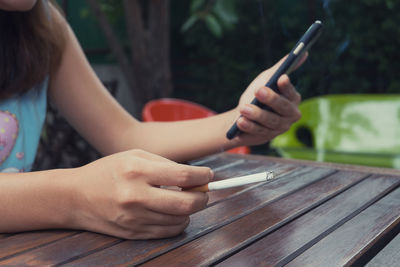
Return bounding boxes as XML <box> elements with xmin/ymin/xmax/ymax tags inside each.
<box><xmin>181</xmin><ymin>15</ymin><xmax>199</xmax><ymax>32</ymax></box>
<box><xmin>190</xmin><ymin>0</ymin><xmax>206</xmax><ymax>12</ymax></box>
<box><xmin>213</xmin><ymin>0</ymin><xmax>238</xmax><ymax>28</ymax></box>
<box><xmin>79</xmin><ymin>8</ymin><xmax>90</xmax><ymax>19</ymax></box>
<box><xmin>385</xmin><ymin>0</ymin><xmax>395</xmax><ymax>9</ymax></box>
<box><xmin>205</xmin><ymin>14</ymin><xmax>223</xmax><ymax>38</ymax></box>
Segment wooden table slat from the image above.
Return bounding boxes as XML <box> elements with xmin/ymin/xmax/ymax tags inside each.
<box><xmin>366</xmin><ymin>233</ymin><xmax>400</xmax><ymax>267</ymax></box>
<box><xmin>258</xmin><ymin>154</ymin><xmax>400</xmax><ymax>176</ymax></box>
<box><xmin>2</xmin><ymin>154</ymin><xmax>400</xmax><ymax>266</ymax></box>
<box><xmin>0</xmin><ymin>231</ymin><xmax>77</xmax><ymax>260</ymax></box>
<box><xmin>0</xmin><ymin>232</ymin><xmax>119</xmax><ymax>266</ymax></box>
<box><xmin>131</xmin><ymin>170</ymin><xmax>370</xmax><ymax>266</ymax></box>
<box><xmin>0</xmin><ymin>155</ymin><xmax>275</xmax><ymax>265</ymax></box>
<box><xmin>190</xmin><ymin>154</ymin><xmax>245</xmax><ymax>170</ymax></box>
<box><xmin>62</xmin><ymin>167</ymin><xmax>335</xmax><ymax>266</ymax></box>
<box><xmin>285</xmin><ymin>187</ymin><xmax>400</xmax><ymax>267</ymax></box>
<box><xmin>218</xmin><ymin>175</ymin><xmax>400</xmax><ymax>267</ymax></box>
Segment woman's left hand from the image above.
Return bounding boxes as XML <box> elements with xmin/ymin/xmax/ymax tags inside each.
<box><xmin>233</xmin><ymin>55</ymin><xmax>306</xmax><ymax>145</ymax></box>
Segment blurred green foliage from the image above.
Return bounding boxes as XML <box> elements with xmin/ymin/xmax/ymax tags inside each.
<box><xmin>171</xmin><ymin>0</ymin><xmax>400</xmax><ymax>113</ymax></box>
<box><xmin>181</xmin><ymin>0</ymin><xmax>239</xmax><ymax>37</ymax></box>
<box><xmin>62</xmin><ymin>0</ymin><xmax>400</xmax><ymax>114</ymax></box>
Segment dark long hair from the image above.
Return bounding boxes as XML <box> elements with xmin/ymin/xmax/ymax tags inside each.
<box><xmin>0</xmin><ymin>0</ymin><xmax>65</xmax><ymax>99</ymax></box>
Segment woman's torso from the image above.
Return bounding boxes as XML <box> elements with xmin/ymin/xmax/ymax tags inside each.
<box><xmin>0</xmin><ymin>79</ymin><xmax>47</xmax><ymax>172</ymax></box>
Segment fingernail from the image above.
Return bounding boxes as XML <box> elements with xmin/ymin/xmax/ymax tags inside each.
<box><xmin>257</xmin><ymin>88</ymin><xmax>268</xmax><ymax>99</ymax></box>
<box><xmin>239</xmin><ymin>118</ymin><xmax>251</xmax><ymax>129</ymax></box>
<box><xmin>209</xmin><ymin>169</ymin><xmax>214</xmax><ymax>181</ymax></box>
<box><xmin>241</xmin><ymin>105</ymin><xmax>253</xmax><ymax>116</ymax></box>
<box><xmin>280</xmin><ymin>74</ymin><xmax>289</xmax><ymax>81</ymax></box>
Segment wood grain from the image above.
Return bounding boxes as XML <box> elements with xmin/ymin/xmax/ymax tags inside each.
<box><xmin>218</xmin><ymin>175</ymin><xmax>400</xmax><ymax>267</ymax></box>
<box><xmin>1</xmin><ymin>154</ymin><xmax>399</xmax><ymax>266</ymax></box>
<box><xmin>190</xmin><ymin>153</ymin><xmax>245</xmax><ymax>169</ymax></box>
<box><xmin>285</xmin><ymin>187</ymin><xmax>400</xmax><ymax>267</ymax></box>
<box><xmin>63</xmin><ymin>167</ymin><xmax>335</xmax><ymax>266</ymax></box>
<box><xmin>0</xmin><ymin>232</ymin><xmax>119</xmax><ymax>266</ymax></box>
<box><xmin>140</xmin><ymin>171</ymin><xmax>369</xmax><ymax>266</ymax></box>
<box><xmin>258</xmin><ymin>154</ymin><xmax>400</xmax><ymax>176</ymax></box>
<box><xmin>366</xmin><ymin>232</ymin><xmax>400</xmax><ymax>267</ymax></box>
<box><xmin>0</xmin><ymin>231</ymin><xmax>77</xmax><ymax>260</ymax></box>
<box><xmin>0</xmin><ymin>234</ymin><xmax>12</xmax><ymax>239</ymax></box>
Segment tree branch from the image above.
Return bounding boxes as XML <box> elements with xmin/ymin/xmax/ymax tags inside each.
<box><xmin>85</xmin><ymin>0</ymin><xmax>142</xmax><ymax>115</ymax></box>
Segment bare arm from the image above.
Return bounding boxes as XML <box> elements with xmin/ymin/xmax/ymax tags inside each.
<box><xmin>49</xmin><ymin>11</ymin><xmax>302</xmax><ymax>162</ymax></box>
<box><xmin>0</xmin><ymin>169</ymin><xmax>76</xmax><ymax>232</ymax></box>
<box><xmin>48</xmin><ymin>21</ymin><xmax>235</xmax><ymax>161</ymax></box>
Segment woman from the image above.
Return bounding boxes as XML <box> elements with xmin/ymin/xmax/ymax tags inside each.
<box><xmin>0</xmin><ymin>0</ymin><xmax>303</xmax><ymax>239</ymax></box>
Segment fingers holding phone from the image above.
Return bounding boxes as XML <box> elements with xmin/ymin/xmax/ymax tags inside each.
<box><xmin>227</xmin><ymin>20</ymin><xmax>322</xmax><ymax>140</ymax></box>
<box><xmin>276</xmin><ymin>74</ymin><xmax>302</xmax><ymax>105</ymax></box>
<box><xmin>236</xmin><ymin>76</ymin><xmax>302</xmax><ymax>142</ymax></box>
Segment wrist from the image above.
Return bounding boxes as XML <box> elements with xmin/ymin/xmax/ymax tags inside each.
<box><xmin>43</xmin><ymin>167</ymin><xmax>84</xmax><ymax>229</ymax></box>
<box><xmin>220</xmin><ymin>108</ymin><xmax>243</xmax><ymax>149</ymax></box>
<box><xmin>0</xmin><ymin>168</ymin><xmax>85</xmax><ymax>232</ymax></box>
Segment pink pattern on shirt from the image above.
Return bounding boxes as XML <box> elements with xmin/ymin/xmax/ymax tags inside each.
<box><xmin>0</xmin><ymin>111</ymin><xmax>19</xmax><ymax>164</ymax></box>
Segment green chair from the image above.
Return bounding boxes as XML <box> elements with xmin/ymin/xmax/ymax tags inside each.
<box><xmin>270</xmin><ymin>94</ymin><xmax>400</xmax><ymax>169</ymax></box>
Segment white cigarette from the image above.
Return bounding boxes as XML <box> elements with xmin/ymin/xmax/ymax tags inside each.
<box><xmin>185</xmin><ymin>171</ymin><xmax>274</xmax><ymax>192</ymax></box>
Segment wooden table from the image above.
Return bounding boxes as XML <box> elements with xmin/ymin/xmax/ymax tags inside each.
<box><xmin>1</xmin><ymin>153</ymin><xmax>399</xmax><ymax>266</ymax></box>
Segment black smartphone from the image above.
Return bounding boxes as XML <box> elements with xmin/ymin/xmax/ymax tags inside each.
<box><xmin>226</xmin><ymin>20</ymin><xmax>323</xmax><ymax>140</ymax></box>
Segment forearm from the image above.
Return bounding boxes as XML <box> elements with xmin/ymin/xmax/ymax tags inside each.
<box><xmin>0</xmin><ymin>169</ymin><xmax>78</xmax><ymax>233</ymax></box>
<box><xmin>46</xmin><ymin>15</ymin><xmax>238</xmax><ymax>162</ymax></box>
<box><xmin>119</xmin><ymin>109</ymin><xmax>241</xmax><ymax>162</ymax></box>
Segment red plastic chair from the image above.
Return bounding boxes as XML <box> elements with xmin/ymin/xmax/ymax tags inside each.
<box><xmin>142</xmin><ymin>98</ymin><xmax>250</xmax><ymax>154</ymax></box>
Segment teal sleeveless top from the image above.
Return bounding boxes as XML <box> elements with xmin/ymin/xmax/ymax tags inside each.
<box><xmin>0</xmin><ymin>79</ymin><xmax>47</xmax><ymax>172</ymax></box>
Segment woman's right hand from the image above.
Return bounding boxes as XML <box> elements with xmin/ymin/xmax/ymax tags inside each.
<box><xmin>69</xmin><ymin>149</ymin><xmax>213</xmax><ymax>240</ymax></box>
